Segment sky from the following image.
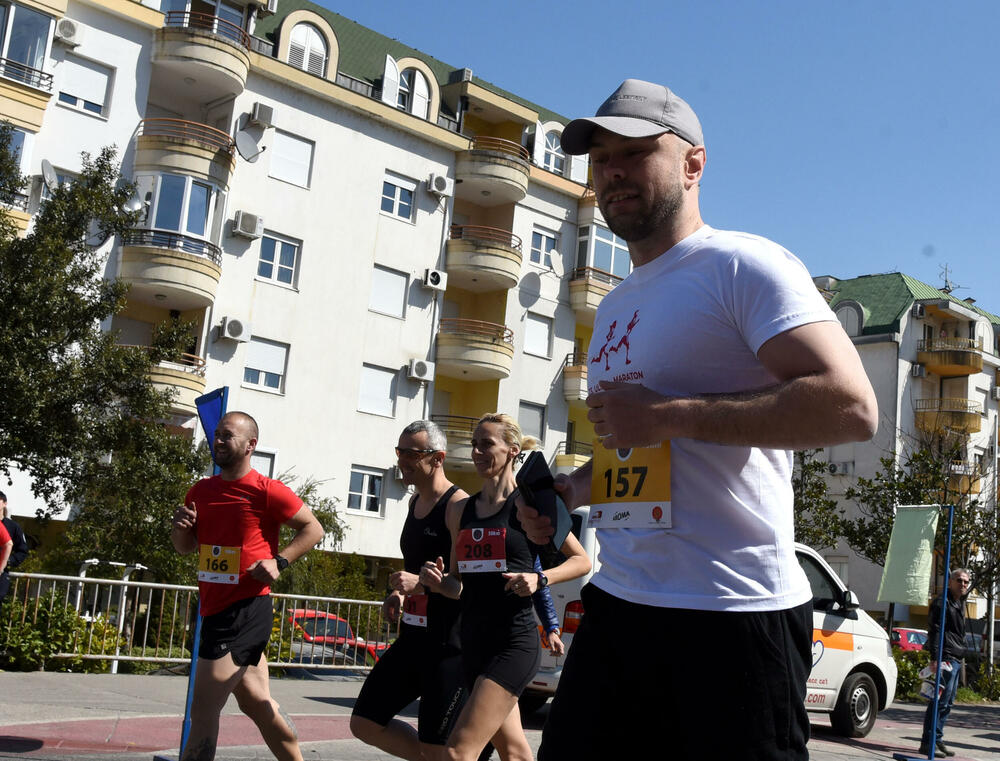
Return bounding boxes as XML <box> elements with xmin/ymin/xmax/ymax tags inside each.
<box><xmin>318</xmin><ymin>0</ymin><xmax>1000</xmax><ymax>313</ymax></box>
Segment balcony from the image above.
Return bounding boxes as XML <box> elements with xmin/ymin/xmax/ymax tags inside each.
<box><xmin>3</xmin><ymin>192</ymin><xmax>31</xmax><ymax>235</ymax></box>
<box><xmin>569</xmin><ymin>267</ymin><xmax>623</xmax><ymax>324</ymax></box>
<box><xmin>445</xmin><ymin>225</ymin><xmax>522</xmax><ymax>291</ymax></box>
<box><xmin>154</xmin><ymin>12</ymin><xmax>251</xmax><ymax>98</ymax></box>
<box><xmin>455</xmin><ymin>136</ymin><xmax>530</xmax><ymax>206</ymax></box>
<box><xmin>430</xmin><ymin>414</ymin><xmax>478</xmax><ymax>470</ymax></box>
<box><xmin>0</xmin><ymin>57</ymin><xmax>53</xmax><ymax>131</ymax></box>
<box><xmin>917</xmin><ymin>337</ymin><xmax>983</xmax><ymax>377</ymax></box>
<box><xmin>554</xmin><ymin>440</ymin><xmax>594</xmax><ymax>475</ymax></box>
<box><xmin>145</xmin><ymin>351</ymin><xmax>207</xmax><ymax>416</ymax></box>
<box><xmin>134</xmin><ymin>119</ymin><xmax>236</xmax><ymax>190</ymax></box>
<box><xmin>120</xmin><ymin>229</ymin><xmax>223</xmax><ymax>310</ymax></box>
<box><xmin>947</xmin><ymin>462</ymin><xmax>982</xmax><ymax>495</ymax></box>
<box><xmin>563</xmin><ymin>352</ymin><xmax>588</xmax><ymax>403</ymax></box>
<box><xmin>914</xmin><ymin>398</ymin><xmax>982</xmax><ymax>435</ymax></box>
<box><xmin>435</xmin><ymin>318</ymin><xmax>514</xmax><ymax>381</ymax></box>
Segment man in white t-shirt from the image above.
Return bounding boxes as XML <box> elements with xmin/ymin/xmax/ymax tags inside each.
<box><xmin>517</xmin><ymin>79</ymin><xmax>877</xmax><ymax>760</ymax></box>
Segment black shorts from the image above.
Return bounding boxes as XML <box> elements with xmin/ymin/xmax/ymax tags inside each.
<box><xmin>539</xmin><ymin>584</ymin><xmax>812</xmax><ymax>761</ymax></box>
<box><xmin>461</xmin><ymin>612</ymin><xmax>540</xmax><ymax>697</ymax></box>
<box><xmin>352</xmin><ymin>631</ymin><xmax>466</xmax><ymax>745</ymax></box>
<box><xmin>199</xmin><ymin>594</ymin><xmax>273</xmax><ymax>666</ymax></box>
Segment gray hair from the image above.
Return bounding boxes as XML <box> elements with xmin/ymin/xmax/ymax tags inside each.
<box><xmin>401</xmin><ymin>420</ymin><xmax>448</xmax><ymax>452</ymax></box>
<box><xmin>951</xmin><ymin>568</ymin><xmax>972</xmax><ymax>581</ymax></box>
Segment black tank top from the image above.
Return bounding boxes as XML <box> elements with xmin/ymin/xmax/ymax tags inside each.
<box><xmin>399</xmin><ymin>485</ymin><xmax>461</xmax><ymax>645</ymax></box>
<box><xmin>458</xmin><ymin>491</ymin><xmax>535</xmax><ymax>627</ymax></box>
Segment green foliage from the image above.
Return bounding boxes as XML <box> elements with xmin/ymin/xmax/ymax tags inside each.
<box><xmin>793</xmin><ymin>449</ymin><xmax>845</xmax><ymax>550</ymax></box>
<box><xmin>893</xmin><ymin>646</ymin><xmax>930</xmax><ymax>699</ymax></box>
<box><xmin>0</xmin><ymin>592</ymin><xmax>86</xmax><ymax>671</ymax></box>
<box><xmin>954</xmin><ymin>685</ymin><xmax>983</xmax><ymax>703</ymax></box>
<box><xmin>0</xmin><ymin>122</ymin><xmax>208</xmax><ymax>581</ymax></box>
<box><xmin>975</xmin><ymin>663</ymin><xmax>1000</xmax><ymax>701</ymax></box>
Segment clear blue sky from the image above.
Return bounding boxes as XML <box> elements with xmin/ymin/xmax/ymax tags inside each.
<box><xmin>319</xmin><ymin>1</ymin><xmax>999</xmax><ymax>313</ymax></box>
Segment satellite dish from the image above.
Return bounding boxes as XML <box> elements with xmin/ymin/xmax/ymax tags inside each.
<box><xmin>235</xmin><ymin>130</ymin><xmax>264</xmax><ymax>163</ymax></box>
<box><xmin>549</xmin><ymin>250</ymin><xmax>564</xmax><ymax>279</ymax></box>
<box><xmin>122</xmin><ymin>194</ymin><xmax>144</xmax><ymax>213</ymax></box>
<box><xmin>40</xmin><ymin>159</ymin><xmax>59</xmax><ymax>191</ymax></box>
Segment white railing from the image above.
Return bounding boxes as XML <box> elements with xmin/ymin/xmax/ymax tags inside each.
<box><xmin>1</xmin><ymin>572</ymin><xmax>392</xmax><ymax>673</ymax></box>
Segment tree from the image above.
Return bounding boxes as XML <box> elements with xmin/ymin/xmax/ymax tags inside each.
<box><xmin>792</xmin><ymin>449</ymin><xmax>845</xmax><ymax>550</ymax></box>
<box><xmin>1</xmin><ymin>122</ymin><xmax>206</xmax><ymax>579</ymax></box>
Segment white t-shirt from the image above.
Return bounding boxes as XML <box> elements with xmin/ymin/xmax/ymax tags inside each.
<box><xmin>587</xmin><ymin>225</ymin><xmax>835</xmax><ymax>612</ymax></box>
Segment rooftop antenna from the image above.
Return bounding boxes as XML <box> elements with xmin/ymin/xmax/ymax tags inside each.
<box><xmin>939</xmin><ymin>264</ymin><xmax>963</xmax><ymax>294</ymax></box>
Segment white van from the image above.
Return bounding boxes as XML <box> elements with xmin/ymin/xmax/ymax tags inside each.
<box><xmin>522</xmin><ymin>513</ymin><xmax>897</xmax><ymax>739</ymax></box>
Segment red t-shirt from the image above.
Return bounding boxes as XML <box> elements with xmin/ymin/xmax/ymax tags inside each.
<box><xmin>185</xmin><ymin>469</ymin><xmax>303</xmax><ymax>616</ymax></box>
<box><xmin>0</xmin><ymin>522</ymin><xmax>10</xmax><ymax>545</ymax></box>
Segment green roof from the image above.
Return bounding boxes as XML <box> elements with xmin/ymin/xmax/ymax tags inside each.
<box><xmin>253</xmin><ymin>1</ymin><xmax>569</xmax><ymax>125</ymax></box>
<box><xmin>827</xmin><ymin>272</ymin><xmax>1000</xmax><ymax>335</ymax></box>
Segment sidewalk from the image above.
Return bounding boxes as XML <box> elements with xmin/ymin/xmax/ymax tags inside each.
<box><xmin>0</xmin><ymin>671</ymin><xmax>998</xmax><ymax>760</ymax></box>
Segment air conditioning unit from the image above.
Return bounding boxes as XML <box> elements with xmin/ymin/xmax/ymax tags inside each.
<box><xmin>911</xmin><ymin>364</ymin><xmax>926</xmax><ymax>378</ymax></box>
<box><xmin>828</xmin><ymin>461</ymin><xmax>855</xmax><ymax>476</ymax></box>
<box><xmin>992</xmin><ymin>387</ymin><xmax>1000</xmax><ymax>401</ymax></box>
<box><xmin>389</xmin><ymin>465</ymin><xmax>405</xmax><ymax>481</ymax></box>
<box><xmin>407</xmin><ymin>358</ymin><xmax>435</xmax><ymax>382</ymax></box>
<box><xmin>219</xmin><ymin>317</ymin><xmax>251</xmax><ymax>342</ymax></box>
<box><xmin>249</xmin><ymin>102</ymin><xmax>274</xmax><ymax>130</ymax></box>
<box><xmin>911</xmin><ymin>303</ymin><xmax>926</xmax><ymax>318</ymax></box>
<box><xmin>422</xmin><ymin>268</ymin><xmax>448</xmax><ymax>292</ymax></box>
<box><xmin>260</xmin><ymin>0</ymin><xmax>278</xmax><ymax>15</ymax></box>
<box><xmin>54</xmin><ymin>18</ymin><xmax>83</xmax><ymax>46</ymax></box>
<box><xmin>232</xmin><ymin>210</ymin><xmax>264</xmax><ymax>239</ymax></box>
<box><xmin>426</xmin><ymin>173</ymin><xmax>454</xmax><ymax>197</ymax></box>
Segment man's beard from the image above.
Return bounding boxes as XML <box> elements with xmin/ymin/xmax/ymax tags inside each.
<box><xmin>599</xmin><ymin>181</ymin><xmax>684</xmax><ymax>243</ymax></box>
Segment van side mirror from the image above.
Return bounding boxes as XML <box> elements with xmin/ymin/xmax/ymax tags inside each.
<box><xmin>837</xmin><ymin>589</ymin><xmax>860</xmax><ymax>611</ymax></box>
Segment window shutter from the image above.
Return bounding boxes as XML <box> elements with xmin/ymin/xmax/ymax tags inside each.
<box><xmin>532</xmin><ymin>120</ymin><xmax>545</xmax><ymax>166</ymax></box>
<box><xmin>381</xmin><ymin>55</ymin><xmax>400</xmax><ymax>107</ymax></box>
<box><xmin>307</xmin><ymin>48</ymin><xmax>325</xmax><ymax>76</ymax></box>
<box><xmin>247</xmin><ymin>338</ymin><xmax>288</xmax><ymax>375</ymax></box>
<box><xmin>288</xmin><ymin>42</ymin><xmax>305</xmax><ymax>70</ymax></box>
<box><xmin>568</xmin><ymin>153</ymin><xmax>589</xmax><ymax>183</ymax></box>
<box><xmin>61</xmin><ymin>55</ymin><xmax>110</xmax><ymax>107</ymax></box>
<box><xmin>410</xmin><ymin>70</ymin><xmax>429</xmax><ymax>119</ymax></box>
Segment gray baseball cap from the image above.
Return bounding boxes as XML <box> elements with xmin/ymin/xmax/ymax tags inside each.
<box><xmin>560</xmin><ymin>79</ymin><xmax>703</xmax><ymax>155</ymax></box>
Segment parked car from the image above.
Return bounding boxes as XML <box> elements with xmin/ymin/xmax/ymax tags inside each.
<box><xmin>890</xmin><ymin>627</ymin><xmax>928</xmax><ymax>652</ymax></box>
<box><xmin>288</xmin><ymin>609</ymin><xmax>389</xmax><ymax>667</ymax></box>
<box><xmin>518</xmin><ymin>516</ymin><xmax>898</xmax><ymax>739</ymax></box>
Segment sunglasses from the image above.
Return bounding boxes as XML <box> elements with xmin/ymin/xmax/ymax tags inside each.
<box><xmin>395</xmin><ymin>447</ymin><xmax>438</xmax><ymax>459</ymax></box>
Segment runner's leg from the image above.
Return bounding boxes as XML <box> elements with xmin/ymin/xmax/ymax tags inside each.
<box><xmin>232</xmin><ymin>652</ymin><xmax>303</xmax><ymax>761</ymax></box>
<box><xmin>180</xmin><ymin>653</ymin><xmax>246</xmax><ymax>761</ymax></box>
<box><xmin>445</xmin><ymin>677</ymin><xmax>522</xmax><ymax>761</ymax></box>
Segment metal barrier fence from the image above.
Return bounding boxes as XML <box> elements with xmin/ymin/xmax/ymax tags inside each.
<box><xmin>0</xmin><ymin>572</ymin><xmax>392</xmax><ymax>673</ymax></box>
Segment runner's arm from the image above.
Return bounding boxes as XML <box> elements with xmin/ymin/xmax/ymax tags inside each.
<box><xmin>170</xmin><ymin>502</ymin><xmax>199</xmax><ymax>554</ymax></box>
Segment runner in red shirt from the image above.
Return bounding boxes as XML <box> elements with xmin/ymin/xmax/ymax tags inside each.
<box><xmin>171</xmin><ymin>411</ymin><xmax>323</xmax><ymax>761</ymax></box>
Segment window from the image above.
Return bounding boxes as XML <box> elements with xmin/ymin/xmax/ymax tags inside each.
<box><xmin>543</xmin><ymin>130</ymin><xmax>565</xmax><ymax>175</ymax></box>
<box><xmin>358</xmin><ymin>364</ymin><xmax>397</xmax><ymax>417</ymax></box>
<box><xmin>269</xmin><ymin>130</ymin><xmax>313</xmax><ymax>188</ymax></box>
<box><xmin>145</xmin><ymin>173</ymin><xmax>219</xmax><ymax>240</ymax></box>
<box><xmin>348</xmin><ymin>465</ymin><xmax>383</xmax><ymax>514</ymax></box>
<box><xmin>380</xmin><ymin>172</ymin><xmax>416</xmax><ymax>220</ymax></box>
<box><xmin>396</xmin><ymin>68</ymin><xmax>429</xmax><ymax>119</ymax></box>
<box><xmin>0</xmin><ymin>3</ymin><xmax>50</xmax><ymax>83</ymax></box>
<box><xmin>57</xmin><ymin>53</ymin><xmax>112</xmax><ymax>116</ymax></box>
<box><xmin>257</xmin><ymin>232</ymin><xmax>300</xmax><ymax>286</ymax></box>
<box><xmin>530</xmin><ymin>228</ymin><xmax>558</xmax><ymax>268</ymax></box>
<box><xmin>524</xmin><ymin>312</ymin><xmax>552</xmax><ymax>358</ymax></box>
<box><xmin>577</xmin><ymin>224</ymin><xmax>631</xmax><ymax>279</ymax></box>
<box><xmin>369</xmin><ymin>264</ymin><xmax>407</xmax><ymax>318</ymax></box>
<box><xmin>251</xmin><ymin>451</ymin><xmax>275</xmax><ymax>478</ymax></box>
<box><xmin>243</xmin><ymin>337</ymin><xmax>288</xmax><ymax>392</ymax></box>
<box><xmin>288</xmin><ymin>22</ymin><xmax>327</xmax><ymax>76</ymax></box>
<box><xmin>518</xmin><ymin>401</ymin><xmax>546</xmax><ymax>445</ymax></box>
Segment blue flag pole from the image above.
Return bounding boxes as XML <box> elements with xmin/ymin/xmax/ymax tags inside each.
<box><xmin>177</xmin><ymin>387</ymin><xmax>229</xmax><ymax>758</ymax></box>
<box><xmin>893</xmin><ymin>503</ymin><xmax>955</xmax><ymax>761</ymax></box>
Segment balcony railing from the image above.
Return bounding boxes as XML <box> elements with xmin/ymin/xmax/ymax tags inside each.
<box><xmin>915</xmin><ymin>398</ymin><xmax>981</xmax><ymax>414</ymax></box>
<box><xmin>0</xmin><ymin>56</ymin><xmax>53</xmax><ymax>91</ymax></box>
<box><xmin>163</xmin><ymin>11</ymin><xmax>251</xmax><ymax>49</ymax></box>
<box><xmin>449</xmin><ymin>224</ymin><xmax>522</xmax><ymax>250</ymax></box>
<box><xmin>137</xmin><ymin>118</ymin><xmax>236</xmax><ymax>155</ymax></box>
<box><xmin>555</xmin><ymin>440</ymin><xmax>594</xmax><ymax>457</ymax></box>
<box><xmin>917</xmin><ymin>337</ymin><xmax>983</xmax><ymax>352</ymax></box>
<box><xmin>123</xmin><ymin>228</ymin><xmax>223</xmax><ymax>265</ymax></box>
<box><xmin>570</xmin><ymin>266</ymin><xmax>624</xmax><ymax>287</ymax></box>
<box><xmin>249</xmin><ymin>35</ymin><xmax>275</xmax><ymax>55</ymax></box>
<box><xmin>430</xmin><ymin>414</ymin><xmax>479</xmax><ymax>437</ymax></box>
<box><xmin>564</xmin><ymin>352</ymin><xmax>588</xmax><ymax>367</ymax></box>
<box><xmin>468</xmin><ymin>136</ymin><xmax>530</xmax><ymax>162</ymax></box>
<box><xmin>438</xmin><ymin>318</ymin><xmax>513</xmax><ymax>345</ymax></box>
<box><xmin>120</xmin><ymin>346</ymin><xmax>207</xmax><ymax>375</ymax></box>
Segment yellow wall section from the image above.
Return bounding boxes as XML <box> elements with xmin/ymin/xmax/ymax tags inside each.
<box><xmin>435</xmin><ymin>376</ymin><xmax>500</xmax><ymax>420</ymax></box>
<box><xmin>462</xmin><ymin>115</ymin><xmax>524</xmax><ymax>144</ymax></box>
<box><xmin>448</xmin><ymin>286</ymin><xmax>507</xmax><ymax>326</ymax></box>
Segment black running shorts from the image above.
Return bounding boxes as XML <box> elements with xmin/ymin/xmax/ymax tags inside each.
<box><xmin>198</xmin><ymin>594</ymin><xmax>273</xmax><ymax>667</ymax></box>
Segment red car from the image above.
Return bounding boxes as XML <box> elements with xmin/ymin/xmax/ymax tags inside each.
<box><xmin>890</xmin><ymin>627</ymin><xmax>928</xmax><ymax>652</ymax></box>
<box><xmin>288</xmin><ymin>608</ymin><xmax>388</xmax><ymax>666</ymax></box>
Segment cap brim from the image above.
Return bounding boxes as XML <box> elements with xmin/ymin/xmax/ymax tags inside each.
<box><xmin>560</xmin><ymin>116</ymin><xmax>670</xmax><ymax>155</ymax></box>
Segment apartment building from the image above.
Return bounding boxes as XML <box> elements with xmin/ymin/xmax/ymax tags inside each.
<box><xmin>2</xmin><ymin>0</ymin><xmax>626</xmax><ymax>578</ymax></box>
<box><xmin>819</xmin><ymin>272</ymin><xmax>1000</xmax><ymax>625</ymax></box>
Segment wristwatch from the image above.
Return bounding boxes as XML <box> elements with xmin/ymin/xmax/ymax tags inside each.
<box><xmin>537</xmin><ymin>571</ymin><xmax>549</xmax><ymax>589</ymax></box>
<box><xmin>274</xmin><ymin>555</ymin><xmax>289</xmax><ymax>572</ymax></box>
